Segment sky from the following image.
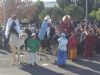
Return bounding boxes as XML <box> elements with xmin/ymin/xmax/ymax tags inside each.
<box><xmin>37</xmin><ymin>0</ymin><xmax>56</xmax><ymax>2</ymax></box>
<box><xmin>29</xmin><ymin>0</ymin><xmax>56</xmax><ymax>2</ymax></box>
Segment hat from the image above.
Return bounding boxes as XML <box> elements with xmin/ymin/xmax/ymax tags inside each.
<box><xmin>60</xmin><ymin>33</ymin><xmax>65</xmax><ymax>37</ymax></box>
<box><xmin>31</xmin><ymin>33</ymin><xmax>36</xmax><ymax>36</ymax></box>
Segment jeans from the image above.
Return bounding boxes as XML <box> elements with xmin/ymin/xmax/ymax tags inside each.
<box><xmin>57</xmin><ymin>49</ymin><xmax>67</xmax><ymax>65</ymax></box>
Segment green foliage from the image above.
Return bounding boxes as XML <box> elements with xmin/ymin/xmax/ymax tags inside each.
<box><xmin>96</xmin><ymin>8</ymin><xmax>100</xmax><ymax>20</ymax></box>
<box><xmin>94</xmin><ymin>0</ymin><xmax>100</xmax><ymax>9</ymax></box>
<box><xmin>51</xmin><ymin>6</ymin><xmax>64</xmax><ymax>21</ymax></box>
<box><xmin>89</xmin><ymin>10</ymin><xmax>96</xmax><ymax>20</ymax></box>
<box><xmin>39</xmin><ymin>8</ymin><xmax>50</xmax><ymax>21</ymax></box>
<box><xmin>56</xmin><ymin>0</ymin><xmax>72</xmax><ymax>9</ymax></box>
<box><xmin>35</xmin><ymin>1</ymin><xmax>44</xmax><ymax>13</ymax></box>
<box><xmin>32</xmin><ymin>1</ymin><xmax>44</xmax><ymax>23</ymax></box>
<box><xmin>77</xmin><ymin>0</ymin><xmax>95</xmax><ymax>13</ymax></box>
<box><xmin>64</xmin><ymin>4</ymin><xmax>84</xmax><ymax>20</ymax></box>
<box><xmin>89</xmin><ymin>8</ymin><xmax>100</xmax><ymax>20</ymax></box>
<box><xmin>39</xmin><ymin>6</ymin><xmax>64</xmax><ymax>21</ymax></box>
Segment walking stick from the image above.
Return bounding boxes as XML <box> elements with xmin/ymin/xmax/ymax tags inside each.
<box><xmin>38</xmin><ymin>40</ymin><xmax>42</xmax><ymax>60</ymax></box>
<box><xmin>18</xmin><ymin>35</ymin><xmax>20</xmax><ymax>64</ymax></box>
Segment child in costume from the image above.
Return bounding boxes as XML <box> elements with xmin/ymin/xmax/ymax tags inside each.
<box><xmin>27</xmin><ymin>33</ymin><xmax>40</xmax><ymax>66</ymax></box>
<box><xmin>57</xmin><ymin>33</ymin><xmax>68</xmax><ymax>67</ymax></box>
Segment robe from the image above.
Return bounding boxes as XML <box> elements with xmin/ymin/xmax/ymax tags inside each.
<box><xmin>5</xmin><ymin>18</ymin><xmax>21</xmax><ymax>38</ymax></box>
<box><xmin>84</xmin><ymin>35</ymin><xmax>95</xmax><ymax>58</ymax></box>
<box><xmin>38</xmin><ymin>20</ymin><xmax>48</xmax><ymax>40</ymax></box>
<box><xmin>69</xmin><ymin>36</ymin><xmax>77</xmax><ymax>60</ymax></box>
<box><xmin>58</xmin><ymin>21</ymin><xmax>73</xmax><ymax>36</ymax></box>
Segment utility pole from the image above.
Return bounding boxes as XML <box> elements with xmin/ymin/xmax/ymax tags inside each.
<box><xmin>85</xmin><ymin>0</ymin><xmax>88</xmax><ymax>26</ymax></box>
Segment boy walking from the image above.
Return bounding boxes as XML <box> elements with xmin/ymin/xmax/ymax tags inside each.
<box><xmin>27</xmin><ymin>33</ymin><xmax>40</xmax><ymax>66</ymax></box>
<box><xmin>57</xmin><ymin>33</ymin><xmax>68</xmax><ymax>67</ymax></box>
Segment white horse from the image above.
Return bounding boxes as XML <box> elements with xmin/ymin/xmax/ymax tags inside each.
<box><xmin>9</xmin><ymin>31</ymin><xmax>28</xmax><ymax>65</ymax></box>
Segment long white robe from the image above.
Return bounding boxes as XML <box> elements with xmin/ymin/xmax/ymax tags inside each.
<box><xmin>5</xmin><ymin>18</ymin><xmax>21</xmax><ymax>38</ymax></box>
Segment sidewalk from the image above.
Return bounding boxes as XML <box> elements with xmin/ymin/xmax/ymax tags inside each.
<box><xmin>0</xmin><ymin>49</ymin><xmax>100</xmax><ymax>75</ymax></box>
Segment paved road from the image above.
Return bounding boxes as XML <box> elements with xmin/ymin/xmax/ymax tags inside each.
<box><xmin>0</xmin><ymin>49</ymin><xmax>100</xmax><ymax>75</ymax></box>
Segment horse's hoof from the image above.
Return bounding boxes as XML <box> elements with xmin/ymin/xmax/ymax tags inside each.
<box><xmin>40</xmin><ymin>58</ymin><xmax>42</xmax><ymax>60</ymax></box>
<box><xmin>16</xmin><ymin>61</ymin><xmax>21</xmax><ymax>65</ymax></box>
<box><xmin>10</xmin><ymin>63</ymin><xmax>14</xmax><ymax>65</ymax></box>
<box><xmin>10</xmin><ymin>62</ymin><xmax>16</xmax><ymax>66</ymax></box>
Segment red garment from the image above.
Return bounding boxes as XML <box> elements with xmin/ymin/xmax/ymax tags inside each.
<box><xmin>58</xmin><ymin>21</ymin><xmax>73</xmax><ymax>35</ymax></box>
<box><xmin>69</xmin><ymin>36</ymin><xmax>77</xmax><ymax>49</ymax></box>
<box><xmin>84</xmin><ymin>35</ymin><xmax>95</xmax><ymax>58</ymax></box>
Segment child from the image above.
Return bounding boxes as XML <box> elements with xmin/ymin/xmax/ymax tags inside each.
<box><xmin>69</xmin><ymin>31</ymin><xmax>77</xmax><ymax>61</ymax></box>
<box><xmin>27</xmin><ymin>33</ymin><xmax>40</xmax><ymax>66</ymax></box>
<box><xmin>57</xmin><ymin>33</ymin><xmax>68</xmax><ymax>67</ymax></box>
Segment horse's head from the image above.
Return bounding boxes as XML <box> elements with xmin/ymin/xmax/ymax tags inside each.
<box><xmin>19</xmin><ymin>32</ymin><xmax>28</xmax><ymax>40</ymax></box>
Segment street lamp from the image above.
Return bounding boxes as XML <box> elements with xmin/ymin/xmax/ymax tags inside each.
<box><xmin>71</xmin><ymin>0</ymin><xmax>79</xmax><ymax>6</ymax></box>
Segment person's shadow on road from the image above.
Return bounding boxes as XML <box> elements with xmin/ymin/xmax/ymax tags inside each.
<box><xmin>59</xmin><ymin>55</ymin><xmax>100</xmax><ymax>75</ymax></box>
<box><xmin>20</xmin><ymin>63</ymin><xmax>62</xmax><ymax>75</ymax></box>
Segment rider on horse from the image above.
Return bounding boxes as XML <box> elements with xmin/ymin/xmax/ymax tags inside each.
<box><xmin>4</xmin><ymin>14</ymin><xmax>21</xmax><ymax>50</ymax></box>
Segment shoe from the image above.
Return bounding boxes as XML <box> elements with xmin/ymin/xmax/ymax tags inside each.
<box><xmin>58</xmin><ymin>64</ymin><xmax>62</xmax><ymax>67</ymax></box>
<box><xmin>28</xmin><ymin>64</ymin><xmax>32</xmax><ymax>66</ymax></box>
<box><xmin>34</xmin><ymin>63</ymin><xmax>38</xmax><ymax>66</ymax></box>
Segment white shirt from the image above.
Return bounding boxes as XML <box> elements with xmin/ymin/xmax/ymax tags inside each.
<box><xmin>47</xmin><ymin>27</ymin><xmax>50</xmax><ymax>36</ymax></box>
<box><xmin>58</xmin><ymin>37</ymin><xmax>68</xmax><ymax>51</ymax></box>
<box><xmin>5</xmin><ymin>18</ymin><xmax>21</xmax><ymax>38</ymax></box>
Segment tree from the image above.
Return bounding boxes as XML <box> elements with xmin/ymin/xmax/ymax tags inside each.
<box><xmin>77</xmin><ymin>0</ymin><xmax>95</xmax><ymax>13</ymax></box>
<box><xmin>96</xmin><ymin>8</ymin><xmax>100</xmax><ymax>20</ymax></box>
<box><xmin>93</xmin><ymin>0</ymin><xmax>100</xmax><ymax>10</ymax></box>
<box><xmin>51</xmin><ymin>6</ymin><xmax>64</xmax><ymax>21</ymax></box>
<box><xmin>39</xmin><ymin>8</ymin><xmax>50</xmax><ymax>21</ymax></box>
<box><xmin>5</xmin><ymin>0</ymin><xmax>17</xmax><ymax>18</ymax></box>
<box><xmin>35</xmin><ymin>1</ymin><xmax>44</xmax><ymax>14</ymax></box>
<box><xmin>39</xmin><ymin>6</ymin><xmax>64</xmax><ymax>21</ymax></box>
<box><xmin>89</xmin><ymin>8</ymin><xmax>100</xmax><ymax>20</ymax></box>
<box><xmin>32</xmin><ymin>1</ymin><xmax>44</xmax><ymax>23</ymax></box>
<box><xmin>89</xmin><ymin>10</ymin><xmax>96</xmax><ymax>20</ymax></box>
<box><xmin>64</xmin><ymin>4</ymin><xmax>84</xmax><ymax>20</ymax></box>
<box><xmin>56</xmin><ymin>0</ymin><xmax>72</xmax><ymax>9</ymax></box>
<box><xmin>18</xmin><ymin>3</ymin><xmax>37</xmax><ymax>21</ymax></box>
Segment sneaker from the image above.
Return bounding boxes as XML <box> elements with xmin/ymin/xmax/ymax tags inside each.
<box><xmin>34</xmin><ymin>63</ymin><xmax>38</xmax><ymax>66</ymax></box>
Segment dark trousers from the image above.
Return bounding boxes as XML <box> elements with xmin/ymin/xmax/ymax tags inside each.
<box><xmin>41</xmin><ymin>39</ymin><xmax>51</xmax><ymax>50</ymax></box>
<box><xmin>3</xmin><ymin>36</ymin><xmax>10</xmax><ymax>51</ymax></box>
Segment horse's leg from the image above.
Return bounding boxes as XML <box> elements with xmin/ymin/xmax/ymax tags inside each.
<box><xmin>51</xmin><ymin>45</ymin><xmax>58</xmax><ymax>63</ymax></box>
<box><xmin>38</xmin><ymin>47</ymin><xmax>42</xmax><ymax>60</ymax></box>
<box><xmin>51</xmin><ymin>45</ymin><xmax>55</xmax><ymax>63</ymax></box>
<box><xmin>12</xmin><ymin>52</ymin><xmax>16</xmax><ymax>64</ymax></box>
<box><xmin>12</xmin><ymin>46</ymin><xmax>21</xmax><ymax>65</ymax></box>
<box><xmin>17</xmin><ymin>47</ymin><xmax>21</xmax><ymax>64</ymax></box>
<box><xmin>12</xmin><ymin>46</ymin><xmax>20</xmax><ymax>65</ymax></box>
<box><xmin>10</xmin><ymin>46</ymin><xmax>17</xmax><ymax>64</ymax></box>
<box><xmin>45</xmin><ymin>48</ymin><xmax>49</xmax><ymax>60</ymax></box>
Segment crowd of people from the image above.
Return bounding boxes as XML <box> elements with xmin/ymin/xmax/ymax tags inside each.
<box><xmin>3</xmin><ymin>13</ymin><xmax>100</xmax><ymax>66</ymax></box>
